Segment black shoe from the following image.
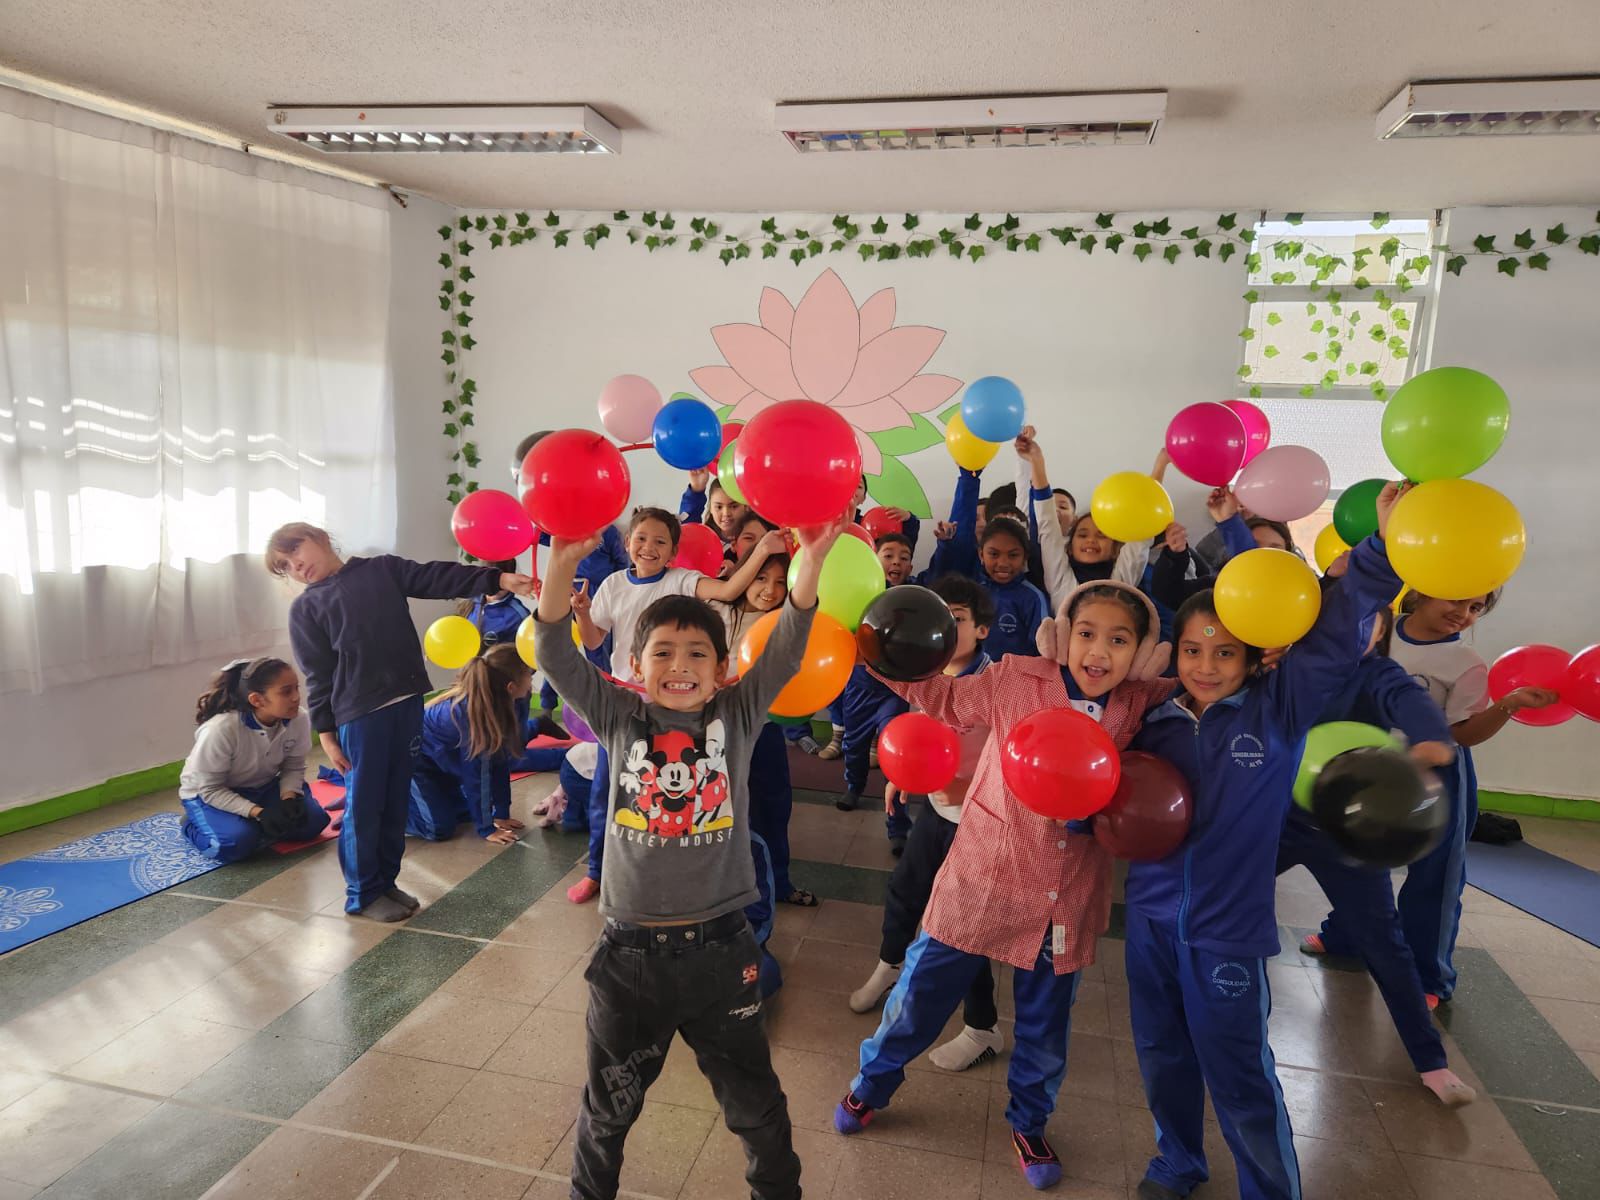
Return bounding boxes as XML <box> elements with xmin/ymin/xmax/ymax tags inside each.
<box><xmin>889</xmin><ymin>836</ymin><xmax>907</xmax><ymax>858</ymax></box>
<box><xmin>535</xmin><ymin>714</ymin><xmax>570</xmax><ymax>740</ymax></box>
<box><xmin>1137</xmin><ymin>1179</ymin><xmax>1185</xmax><ymax>1200</ymax></box>
<box><xmin>836</xmin><ymin>791</ymin><xmax>860</xmax><ymax>812</ymax></box>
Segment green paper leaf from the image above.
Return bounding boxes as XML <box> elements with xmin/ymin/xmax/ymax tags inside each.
<box><xmin>1579</xmin><ymin>235</ymin><xmax>1600</xmax><ymax>256</ymax></box>
<box><xmin>1284</xmin><ymin>212</ymin><xmax>1304</xmax><ymax>225</ymax></box>
<box><xmin>1079</xmin><ymin>234</ymin><xmax>1097</xmax><ymax>253</ymax></box>
<box><xmin>457</xmin><ymin>216</ymin><xmax>471</xmax><ymax>232</ymax></box>
<box><xmin>437</xmin><ymin>224</ymin><xmax>453</xmax><ymax>240</ymax></box>
<box><xmin>1004</xmin><ymin>213</ymin><xmax>1020</xmax><ymax>231</ymax></box>
<box><xmin>1310</xmin><ymin>319</ymin><xmax>1324</xmax><ymax>333</ymax></box>
<box><xmin>458</xmin><ymin>292</ymin><xmax>474</xmax><ymax>306</ymax></box>
<box><xmin>1005</xmin><ymin>235</ymin><xmax>1021</xmax><ymax>252</ymax></box>
<box><xmin>947</xmin><ymin>239</ymin><xmax>964</xmax><ymax>257</ymax></box>
<box><xmin>645</xmin><ymin>235</ymin><xmax>662</xmax><ymax>252</ymax></box>
<box><xmin>1263</xmin><ymin>345</ymin><xmax>1280</xmax><ymax>358</ymax></box>
<box><xmin>1244</xmin><ymin>289</ymin><xmax>1260</xmax><ymax>303</ymax></box>
<box><xmin>1218</xmin><ymin>241</ymin><xmax>1237</xmax><ymax>262</ymax></box>
<box><xmin>964</xmin><ymin>213</ymin><xmax>982</xmax><ymax>231</ymax></box>
<box><xmin>808</xmin><ymin>240</ymin><xmax>823</xmax><ymax>256</ymax></box>
<box><xmin>690</xmin><ymin>217</ymin><xmax>706</xmax><ymax>234</ymax></box>
<box><xmin>1547</xmin><ymin>223</ymin><xmax>1568</xmax><ymax>244</ymax></box>
<box><xmin>1245</xmin><ymin>252</ymin><xmax>1262</xmax><ymax>273</ymax></box>
<box><xmin>1265</xmin><ymin>311</ymin><xmax>1282</xmax><ymax>326</ymax></box>
<box><xmin>759</xmin><ymin>217</ymin><xmax>777</xmax><ymax>236</ymax></box>
<box><xmin>460</xmin><ymin>411</ymin><xmax>475</xmax><ymax>426</ymax></box>
<box><xmin>986</xmin><ymin>224</ymin><xmax>1005</xmax><ymax>241</ymax></box>
<box><xmin>859</xmin><ymin>244</ymin><xmax>874</xmax><ymax>260</ymax></box>
<box><xmin>1132</xmin><ymin>222</ymin><xmax>1151</xmax><ymax>239</ymax></box>
<box><xmin>446</xmin><ymin>489</ymin><xmax>462</xmax><ymax>504</ymax></box>
<box><xmin>830</xmin><ymin>240</ymin><xmax>845</xmax><ymax>252</ymax></box>
<box><xmin>1163</xmin><ymin>245</ymin><xmax>1181</xmax><ymax>263</ymax></box>
<box><xmin>876</xmin><ymin>244</ymin><xmax>900</xmax><ymax>260</ymax></box>
<box><xmin>1497</xmin><ymin>258</ymin><xmax>1519</xmax><ymax>276</ymax></box>
<box><xmin>864</xmin><ymin>455</ymin><xmax>932</xmax><ymax>518</ymax></box>
<box><xmin>968</xmin><ymin>244</ymin><xmax>985</xmax><ymax>262</ymax></box>
<box><xmin>903</xmin><ymin>214</ymin><xmax>920</xmax><ymax>231</ymax></box>
<box><xmin>441</xmin><ymin>350</ymin><xmax>456</xmax><ymax>365</ymax></box>
<box><xmin>1193</xmin><ymin>238</ymin><xmax>1212</xmax><ymax>258</ymax></box>
<box><xmin>553</xmin><ymin>231</ymin><xmax>569</xmax><ymax>248</ymax></box>
<box><xmin>719</xmin><ymin>247</ymin><xmax>734</xmax><ymax>265</ymax></box>
<box><xmin>1513</xmin><ymin>229</ymin><xmax>1535</xmax><ymax>249</ymax></box>
<box><xmin>458</xmin><ymin>266</ymin><xmax>474</xmax><ymax>281</ymax></box>
<box><xmin>459</xmin><ymin>334</ymin><xmax>476</xmax><ymax>350</ymax></box>
<box><xmin>492</xmin><ymin>215</ymin><xmax>508</xmax><ymax>231</ymax></box>
<box><xmin>441</xmin><ymin>331</ymin><xmax>456</xmax><ymax>345</ymax></box>
<box><xmin>1248</xmin><ymin>385</ymin><xmax>1262</xmax><ymax>398</ymax></box>
<box><xmin>870</xmin><ymin>415</ymin><xmax>945</xmax><ymax>456</ymax></box>
<box><xmin>1150</xmin><ymin>218</ymin><xmax>1171</xmax><ymax>236</ymax></box>
<box><xmin>1104</xmin><ymin>233</ymin><xmax>1124</xmax><ymax>253</ymax></box>
<box><xmin>761</xmin><ymin>242</ymin><xmax>779</xmax><ymax>259</ymax></box>
<box><xmin>1094</xmin><ymin>213</ymin><xmax>1113</xmax><ymax>229</ymax></box>
<box><xmin>455</xmin><ymin>313</ymin><xmax>472</xmax><ymax>328</ymax></box>
<box><xmin>790</xmin><ymin>247</ymin><xmax>807</xmax><ymax>265</ymax></box>
<box><xmin>1239</xmin><ymin>327</ymin><xmax>1256</xmax><ymax>341</ymax></box>
<box><xmin>437</xmin><ymin>253</ymin><xmax>452</xmax><ymax>268</ymax></box>
<box><xmin>1133</xmin><ymin>243</ymin><xmax>1153</xmax><ymax>261</ymax></box>
<box><xmin>1528</xmin><ymin>252</ymin><xmax>1550</xmax><ymax>270</ymax></box>
<box><xmin>488</xmin><ymin>232</ymin><xmax>503</xmax><ymax>248</ymax></box>
<box><xmin>1370</xmin><ymin>212</ymin><xmax>1390</xmax><ymax>229</ymax></box>
<box><xmin>1180</xmin><ymin>226</ymin><xmax>1199</xmax><ymax>240</ymax></box>
<box><xmin>870</xmin><ymin>216</ymin><xmax>888</xmax><ymax>235</ymax></box>
<box><xmin>1303</xmin><ymin>352</ymin><xmax>1319</xmax><ymax>362</ymax></box>
<box><xmin>1051</xmin><ymin>227</ymin><xmax>1076</xmax><ymax>245</ymax></box>
<box><xmin>1236</xmin><ymin>365</ymin><xmax>1252</xmax><ymax>378</ymax></box>
<box><xmin>688</xmin><ymin>237</ymin><xmax>705</xmax><ymax>252</ymax></box>
<box><xmin>1024</xmin><ymin>233</ymin><xmax>1042</xmax><ymax>252</ymax></box>
<box><xmin>447</xmin><ymin>473</ymin><xmax>462</xmax><ymax>486</ymax></box>
<box><xmin>1473</xmin><ymin>234</ymin><xmax>1496</xmax><ymax>253</ymax></box>
<box><xmin>443</xmin><ymin>422</ymin><xmax>459</xmax><ymax>437</ymax></box>
<box><xmin>659</xmin><ymin>215</ymin><xmax>676</xmax><ymax>231</ymax></box>
<box><xmin>1218</xmin><ymin>213</ymin><xmax>1237</xmax><ymax>230</ymax></box>
<box><xmin>473</xmin><ymin>216</ymin><xmax>488</xmax><ymax>232</ymax></box>
<box><xmin>437</xmin><ymin>296</ymin><xmax>450</xmax><ymax>311</ymax></box>
<box><xmin>1300</xmin><ymin>384</ymin><xmax>1316</xmax><ymax>398</ymax></box>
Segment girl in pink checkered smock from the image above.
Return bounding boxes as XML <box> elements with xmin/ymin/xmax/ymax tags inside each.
<box><xmin>833</xmin><ymin>578</ymin><xmax>1176</xmax><ymax>1191</ymax></box>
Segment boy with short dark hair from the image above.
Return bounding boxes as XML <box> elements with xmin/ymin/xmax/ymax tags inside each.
<box><xmin>535</xmin><ymin>517</ymin><xmax>844</xmax><ymax>1200</ymax></box>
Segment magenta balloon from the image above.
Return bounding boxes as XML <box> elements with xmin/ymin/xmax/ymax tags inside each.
<box><xmin>1165</xmin><ymin>402</ymin><xmax>1249</xmax><ymax>486</ymax></box>
<box><xmin>1222</xmin><ymin>399</ymin><xmax>1272</xmax><ymax>465</ymax></box>
<box><xmin>1232</xmin><ymin>444</ymin><xmax>1331</xmax><ymax>522</ymax></box>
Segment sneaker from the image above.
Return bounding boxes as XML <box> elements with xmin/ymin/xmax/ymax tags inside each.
<box><xmin>384</xmin><ymin>886</ymin><xmax>421</xmax><ymax>913</ymax></box>
<box><xmin>534</xmin><ymin>712</ymin><xmax>570</xmax><ymax>740</ymax></box>
<box><xmin>817</xmin><ymin>739</ymin><xmax>843</xmax><ymax>761</ymax></box>
<box><xmin>797</xmin><ymin>734</ymin><xmax>822</xmax><ymax>754</ymax></box>
<box><xmin>567</xmin><ymin>876</ymin><xmax>600</xmax><ymax>904</ymax></box>
<box><xmin>1011</xmin><ymin>1130</ymin><xmax>1062</xmax><ymax>1190</ymax></box>
<box><xmin>888</xmin><ymin>836</ymin><xmax>906</xmax><ymax>858</ymax></box>
<box><xmin>836</xmin><ymin>791</ymin><xmax>860</xmax><ymax>812</ymax></box>
<box><xmin>1300</xmin><ymin>934</ymin><xmax>1326</xmax><ymax>956</ymax></box>
<box><xmin>833</xmin><ymin>1090</ymin><xmax>875</xmax><ymax>1135</ymax></box>
<box><xmin>849</xmin><ymin>959</ymin><xmax>902</xmax><ymax>1013</ymax></box>
<box><xmin>1425</xmin><ymin>993</ymin><xmax>1440</xmax><ymax>1011</ymax></box>
<box><xmin>930</xmin><ymin>1025</ymin><xmax>1005</xmax><ymax>1071</ymax></box>
<box><xmin>1136</xmin><ymin>1179</ymin><xmax>1184</xmax><ymax>1200</ymax></box>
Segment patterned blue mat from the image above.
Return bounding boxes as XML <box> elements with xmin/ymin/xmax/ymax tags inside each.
<box><xmin>0</xmin><ymin>812</ymin><xmax>220</xmax><ymax>955</ymax></box>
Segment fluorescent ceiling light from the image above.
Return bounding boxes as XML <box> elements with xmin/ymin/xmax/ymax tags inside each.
<box><xmin>1377</xmin><ymin>78</ymin><xmax>1600</xmax><ymax>139</ymax></box>
<box><xmin>267</xmin><ymin>105</ymin><xmax>621</xmax><ymax>154</ymax></box>
<box><xmin>776</xmin><ymin>93</ymin><xmax>1166</xmax><ymax>152</ymax></box>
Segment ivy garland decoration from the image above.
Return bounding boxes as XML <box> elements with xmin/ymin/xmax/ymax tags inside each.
<box><xmin>436</xmin><ymin>209</ymin><xmax>1600</xmax><ymax>504</ymax></box>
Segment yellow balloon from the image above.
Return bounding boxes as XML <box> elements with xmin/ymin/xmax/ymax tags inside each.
<box><xmin>1090</xmin><ymin>472</ymin><xmax>1174</xmax><ymax>544</ymax></box>
<box><xmin>573</xmin><ymin>618</ymin><xmax>585</xmax><ymax>649</ymax></box>
<box><xmin>424</xmin><ymin>615</ymin><xmax>481</xmax><ymax>669</ymax></box>
<box><xmin>1313</xmin><ymin>523</ymin><xmax>1351</xmax><ymax>574</ymax></box>
<box><xmin>515</xmin><ymin>615</ymin><xmax>538</xmax><ymax>669</ymax></box>
<box><xmin>945</xmin><ymin>412</ymin><xmax>1000</xmax><ymax>471</ymax></box>
<box><xmin>1387</xmin><ymin>479</ymin><xmax>1525</xmax><ymax>600</ymax></box>
<box><xmin>1214</xmin><ymin>549</ymin><xmax>1322</xmax><ymax>648</ymax></box>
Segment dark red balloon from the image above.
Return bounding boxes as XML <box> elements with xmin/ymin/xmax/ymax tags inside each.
<box><xmin>1487</xmin><ymin>644</ymin><xmax>1575</xmax><ymax>727</ymax></box>
<box><xmin>674</xmin><ymin>522</ymin><xmax>725</xmax><ymax>576</ymax></box>
<box><xmin>878</xmin><ymin>713</ymin><xmax>960</xmax><ymax>794</ymax></box>
<box><xmin>1567</xmin><ymin>644</ymin><xmax>1600</xmax><ymax>722</ymax></box>
<box><xmin>734</xmin><ymin>400</ymin><xmax>863</xmax><ymax>527</ymax></box>
<box><xmin>861</xmin><ymin>506</ymin><xmax>904</xmax><ymax>539</ymax></box>
<box><xmin>1094</xmin><ymin>752</ymin><xmax>1193</xmax><ymax>861</ymax></box>
<box><xmin>519</xmin><ymin>429</ymin><xmax>631</xmax><ymax>540</ymax></box>
<box><xmin>1000</xmin><ymin>709</ymin><xmax>1121</xmax><ymax>821</ymax></box>
<box><xmin>845</xmin><ymin>522</ymin><xmax>873</xmax><ymax>547</ymax></box>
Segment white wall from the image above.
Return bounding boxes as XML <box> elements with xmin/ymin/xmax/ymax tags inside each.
<box><xmin>1428</xmin><ymin>207</ymin><xmax>1600</xmax><ymax>799</ymax></box>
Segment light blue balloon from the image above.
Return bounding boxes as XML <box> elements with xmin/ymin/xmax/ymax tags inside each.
<box><xmin>960</xmin><ymin>376</ymin><xmax>1026</xmax><ymax>443</ymax></box>
<box><xmin>652</xmin><ymin>397</ymin><xmax>722</xmax><ymax>469</ymax></box>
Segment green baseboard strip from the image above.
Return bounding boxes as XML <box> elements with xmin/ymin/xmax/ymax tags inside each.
<box><xmin>0</xmin><ymin>759</ymin><xmax>184</xmax><ymax>837</ymax></box>
<box><xmin>1480</xmin><ymin>790</ymin><xmax>1600</xmax><ymax>822</ymax></box>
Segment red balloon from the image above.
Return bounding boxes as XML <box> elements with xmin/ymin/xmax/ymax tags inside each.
<box><xmin>675</xmin><ymin>522</ymin><xmax>726</xmax><ymax>576</ymax></box>
<box><xmin>451</xmin><ymin>489</ymin><xmax>535</xmax><ymax>561</ymax></box>
<box><xmin>1487</xmin><ymin>644</ymin><xmax>1576</xmax><ymax>727</ymax></box>
<box><xmin>1094</xmin><ymin>752</ymin><xmax>1193</xmax><ymax>861</ymax></box>
<box><xmin>879</xmin><ymin>713</ymin><xmax>960</xmax><ymax>794</ymax></box>
<box><xmin>519</xmin><ymin>429</ymin><xmax>632</xmax><ymax>540</ymax></box>
<box><xmin>734</xmin><ymin>400</ymin><xmax>863</xmax><ymax>527</ymax></box>
<box><xmin>1000</xmin><ymin>709</ymin><xmax>1121</xmax><ymax>820</ymax></box>
<box><xmin>1222</xmin><ymin>399</ymin><xmax>1272</xmax><ymax>466</ymax></box>
<box><xmin>704</xmin><ymin>421</ymin><xmax>744</xmax><ymax>471</ymax></box>
<box><xmin>1165</xmin><ymin>402</ymin><xmax>1249</xmax><ymax>486</ymax></box>
<box><xmin>1566</xmin><ymin>644</ymin><xmax>1600</xmax><ymax>722</ymax></box>
<box><xmin>861</xmin><ymin>507</ymin><xmax>904</xmax><ymax>539</ymax></box>
<box><xmin>845</xmin><ymin>522</ymin><xmax>874</xmax><ymax>547</ymax></box>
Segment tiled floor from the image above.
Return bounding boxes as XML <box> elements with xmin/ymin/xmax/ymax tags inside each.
<box><xmin>1</xmin><ymin>771</ymin><xmax>1597</xmax><ymax>1199</ymax></box>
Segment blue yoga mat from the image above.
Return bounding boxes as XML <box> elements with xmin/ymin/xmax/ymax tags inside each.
<box><xmin>1466</xmin><ymin>840</ymin><xmax>1600</xmax><ymax>949</ymax></box>
<box><xmin>0</xmin><ymin>812</ymin><xmax>221</xmax><ymax>955</ymax></box>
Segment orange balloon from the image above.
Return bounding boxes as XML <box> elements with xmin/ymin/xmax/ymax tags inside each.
<box><xmin>736</xmin><ymin>609</ymin><xmax>856</xmax><ymax>718</ymax></box>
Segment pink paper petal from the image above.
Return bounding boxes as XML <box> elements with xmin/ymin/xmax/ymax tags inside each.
<box><xmin>830</xmin><ymin>327</ymin><xmax>947</xmax><ymax>410</ymax></box>
<box><xmin>834</xmin><ymin>395</ymin><xmax>915</xmax><ymax>434</ymax></box>
<box><xmin>892</xmin><ymin>374</ymin><xmax>964</xmax><ymax>414</ymax></box>
<box><xmin>688</xmin><ymin>365</ymin><xmax>758</xmax><ymax>410</ymax></box>
<box><xmin>789</xmin><ymin>270</ymin><xmax>861</xmax><ymax>402</ymax></box>
<box><xmin>710</xmin><ymin>324</ymin><xmax>804</xmax><ymax>401</ymax></box>
<box><xmin>758</xmin><ymin>287</ymin><xmax>795</xmax><ymax>343</ymax></box>
<box><xmin>729</xmin><ymin>392</ymin><xmax>779</xmax><ymax>422</ymax></box>
<box><xmin>858</xmin><ymin>288</ymin><xmax>897</xmax><ymax>344</ymax></box>
<box><xmin>854</xmin><ymin>429</ymin><xmax>883</xmax><ymax>476</ymax></box>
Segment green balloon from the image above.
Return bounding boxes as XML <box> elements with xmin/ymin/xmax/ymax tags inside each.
<box><xmin>1331</xmin><ymin>478</ymin><xmax>1386</xmax><ymax>545</ymax></box>
<box><xmin>1294</xmin><ymin>721</ymin><xmax>1401</xmax><ymax>810</ymax></box>
<box><xmin>767</xmin><ymin>711</ymin><xmax>812</xmax><ymax>727</ymax></box>
<box><xmin>717</xmin><ymin>443</ymin><xmax>745</xmax><ymax>504</ymax></box>
<box><xmin>1381</xmin><ymin>367</ymin><xmax>1509</xmax><ymax>482</ymax></box>
<box><xmin>788</xmin><ymin>536</ymin><xmax>885</xmax><ymax>630</ymax></box>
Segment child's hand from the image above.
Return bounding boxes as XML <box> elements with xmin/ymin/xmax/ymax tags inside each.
<box><xmin>756</xmin><ymin>529</ymin><xmax>788</xmax><ymax>558</ymax></box>
<box><xmin>1162</xmin><ymin>522</ymin><xmax>1188</xmax><ymax>554</ymax></box>
<box><xmin>1014</xmin><ymin>424</ymin><xmax>1043</xmax><ymax>464</ymax></box>
<box><xmin>500</xmin><ymin>572</ymin><xmax>537</xmax><ymax>596</ymax></box>
<box><xmin>1502</xmin><ymin>686</ymin><xmax>1561</xmax><ymax>712</ymax></box>
<box><xmin>1324</xmin><ymin>550</ymin><xmax>1351</xmax><ymax>578</ymax></box>
<box><xmin>570</xmin><ymin>585</ymin><xmax>592</xmax><ymax>617</ymax></box>
<box><xmin>1375</xmin><ymin>481</ymin><xmax>1408</xmax><ymax>541</ymax></box>
<box><xmin>549</xmin><ymin>534</ymin><xmax>602</xmax><ymax>563</ymax></box>
<box><xmin>884</xmin><ymin>781</ymin><xmax>900</xmax><ymax>817</ymax></box>
<box><xmin>687</xmin><ymin>468</ymin><xmax>711</xmax><ymax>493</ymax></box>
<box><xmin>1409</xmin><ymin>740</ymin><xmax>1455</xmax><ymax>767</ymax></box>
<box><xmin>486</xmin><ymin>827</ymin><xmax>519</xmax><ymax>846</ymax></box>
<box><xmin>881</xmin><ymin>507</ymin><xmax>911</xmax><ymax>523</ymax></box>
<box><xmin>319</xmin><ymin>731</ymin><xmax>351</xmax><ymax>774</ymax></box>
<box><xmin>1206</xmin><ymin>487</ymin><xmax>1239</xmax><ymax>523</ymax></box>
<box><xmin>795</xmin><ymin>515</ymin><xmax>848</xmax><ymax>557</ymax></box>
<box><xmin>1259</xmin><ymin>645</ymin><xmax>1289</xmax><ymax>672</ymax></box>
<box><xmin>933</xmin><ymin>520</ymin><xmax>957</xmax><ymax>542</ymax></box>
<box><xmin>247</xmin><ymin>804</ymin><xmax>265</xmax><ymax>820</ymax></box>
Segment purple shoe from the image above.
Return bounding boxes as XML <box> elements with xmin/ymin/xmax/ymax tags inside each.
<box><xmin>1012</xmin><ymin>1130</ymin><xmax>1062</xmax><ymax>1189</ymax></box>
<box><xmin>833</xmin><ymin>1090</ymin><xmax>875</xmax><ymax>1135</ymax></box>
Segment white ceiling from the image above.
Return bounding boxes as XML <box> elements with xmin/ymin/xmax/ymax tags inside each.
<box><xmin>4</xmin><ymin>0</ymin><xmax>1599</xmax><ymax>213</ymax></box>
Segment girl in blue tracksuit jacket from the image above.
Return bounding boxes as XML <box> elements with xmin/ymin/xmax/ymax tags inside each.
<box><xmin>407</xmin><ymin>644</ymin><xmax>534</xmax><ymax>846</ymax></box>
<box><xmin>1275</xmin><ymin>602</ymin><xmax>1476</xmax><ymax>1109</ymax></box>
<box><xmin>461</xmin><ymin>558</ymin><xmax>533</xmax><ymax>647</ymax></box>
<box><xmin>973</xmin><ymin>516</ymin><xmax>1049</xmax><ymax>659</ymax></box>
<box><xmin>1122</xmin><ymin>487</ymin><xmax>1403</xmax><ymax>1200</ymax></box>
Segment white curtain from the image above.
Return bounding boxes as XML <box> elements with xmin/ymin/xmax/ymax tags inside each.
<box><xmin>0</xmin><ymin>85</ymin><xmax>395</xmax><ymax>693</ymax></box>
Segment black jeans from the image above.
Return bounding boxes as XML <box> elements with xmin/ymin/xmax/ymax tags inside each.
<box><xmin>572</xmin><ymin>912</ymin><xmax>802</xmax><ymax>1200</ymax></box>
<box><xmin>881</xmin><ymin>802</ymin><xmax>999</xmax><ymax>1031</ymax></box>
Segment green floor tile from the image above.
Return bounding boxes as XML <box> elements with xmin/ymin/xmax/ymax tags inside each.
<box><xmin>175</xmin><ymin>1031</ymin><xmax>364</xmax><ymax>1118</ymax></box>
<box><xmin>789</xmin><ymin>859</ymin><xmax>890</xmax><ymax>905</ymax></box>
<box><xmin>39</xmin><ymin>1102</ymin><xmax>272</xmax><ymax>1199</ymax></box>
<box><xmin>264</xmin><ymin>928</ymin><xmax>480</xmax><ymax>1050</ymax></box>
<box><xmin>1496</xmin><ymin>1099</ymin><xmax>1600</xmax><ymax>1200</ymax></box>
<box><xmin>405</xmin><ymin>837</ymin><xmax>578</xmax><ymax>940</ymax></box>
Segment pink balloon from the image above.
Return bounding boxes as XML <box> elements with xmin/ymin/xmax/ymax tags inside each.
<box><xmin>674</xmin><ymin>522</ymin><xmax>726</xmax><ymax>576</ymax></box>
<box><xmin>1232</xmin><ymin>444</ymin><xmax>1331</xmax><ymax>522</ymax></box>
<box><xmin>451</xmin><ymin>489</ymin><xmax>535</xmax><ymax>561</ymax></box>
<box><xmin>1222</xmin><ymin>400</ymin><xmax>1272</xmax><ymax>465</ymax></box>
<box><xmin>597</xmin><ymin>374</ymin><xmax>663</xmax><ymax>443</ymax></box>
<box><xmin>1165</xmin><ymin>402</ymin><xmax>1248</xmax><ymax>486</ymax></box>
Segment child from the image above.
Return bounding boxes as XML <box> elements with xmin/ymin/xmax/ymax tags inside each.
<box><xmin>680</xmin><ymin>470</ymin><xmax>750</xmax><ymax>545</ymax></box>
<box><xmin>1122</xmin><ymin>485</ymin><xmax>1404</xmax><ymax>1200</ymax></box>
<box><xmin>1276</xmin><ymin>606</ymin><xmax>1476</xmax><ymax>1107</ymax></box>
<box><xmin>713</xmin><ymin>546</ymin><xmax>818</xmax><ymax>906</ymax></box>
<box><xmin>835</xmin><ymin>579</ymin><xmax>1175</xmax><ymax>1191</ymax></box>
<box><xmin>974</xmin><ymin>515</ymin><xmax>1049</xmax><ymax>659</ymax></box>
<box><xmin>562</xmin><ymin>507</ymin><xmax>791</xmax><ymax>903</ymax></box>
<box><xmin>407</xmin><ymin>644</ymin><xmax>533</xmax><ymax>846</ymax></box>
<box><xmin>533</xmin><ymin>516</ymin><xmax>843</xmax><ymax>1200</ymax></box>
<box><xmin>269</xmin><ymin>522</ymin><xmax>534</xmax><ymax>921</ymax></box>
<box><xmin>1311</xmin><ymin>588</ymin><xmax>1558</xmax><ymax>1005</ymax></box>
<box><xmin>460</xmin><ymin>559</ymin><xmax>532</xmax><ymax>646</ymax></box>
<box><xmin>179</xmin><ymin>657</ymin><xmax>331</xmax><ymax>861</ymax></box>
<box><xmin>1147</xmin><ymin>489</ymin><xmax>1259</xmax><ymax>611</ymax></box>
<box><xmin>849</xmin><ymin>574</ymin><xmax>1005</xmax><ymax>1073</ymax></box>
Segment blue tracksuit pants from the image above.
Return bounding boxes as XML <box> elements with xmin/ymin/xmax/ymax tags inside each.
<box><xmin>840</xmin><ymin>667</ymin><xmax>910</xmax><ymax>838</ymax></box>
<box><xmin>180</xmin><ymin>779</ymin><xmax>330</xmax><ymax>864</ymax></box>
<box><xmin>1125</xmin><ymin>909</ymin><xmax>1300</xmax><ymax>1200</ymax></box>
<box><xmin>558</xmin><ymin>758</ymin><xmax>592</xmax><ymax>834</ymax></box>
<box><xmin>585</xmin><ymin>744</ymin><xmax>609</xmax><ymax>881</ymax></box>
<box><xmin>1277</xmin><ymin>814</ymin><xmax>1445</xmax><ymax>1073</ymax></box>
<box><xmin>748</xmin><ymin>723</ymin><xmax>796</xmax><ymax>900</ymax></box>
<box><xmin>853</xmin><ymin>929</ymin><xmax>1079</xmax><ymax>1136</ymax></box>
<box><xmin>1320</xmin><ymin>752</ymin><xmax>1477</xmax><ymax>1001</ymax></box>
<box><xmin>337</xmin><ymin>697</ymin><xmax>424</xmax><ymax>913</ymax></box>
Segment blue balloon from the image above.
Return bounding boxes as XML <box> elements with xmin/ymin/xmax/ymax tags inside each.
<box><xmin>960</xmin><ymin>376</ymin><xmax>1026</xmax><ymax>443</ymax></box>
<box><xmin>652</xmin><ymin>397</ymin><xmax>722</xmax><ymax>469</ymax></box>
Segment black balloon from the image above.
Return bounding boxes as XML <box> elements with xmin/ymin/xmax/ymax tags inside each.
<box><xmin>1310</xmin><ymin>747</ymin><xmax>1447</xmax><ymax>868</ymax></box>
<box><xmin>857</xmin><ymin>585</ymin><xmax>958</xmax><ymax>682</ymax></box>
